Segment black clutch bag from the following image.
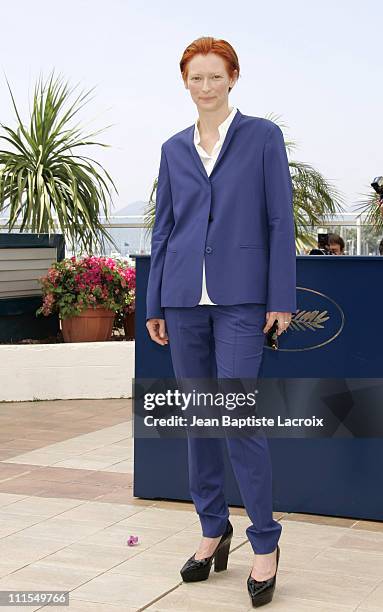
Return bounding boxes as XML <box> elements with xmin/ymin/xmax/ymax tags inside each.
<box><xmin>266</xmin><ymin>319</ymin><xmax>279</xmax><ymax>350</ymax></box>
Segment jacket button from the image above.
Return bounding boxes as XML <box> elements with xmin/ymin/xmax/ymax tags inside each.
<box><xmin>205</xmin><ymin>246</ymin><xmax>212</xmax><ymax>254</ymax></box>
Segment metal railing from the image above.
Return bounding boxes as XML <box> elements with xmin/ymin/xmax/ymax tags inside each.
<box><xmin>2</xmin><ymin>212</ymin><xmax>383</xmax><ymax>257</ymax></box>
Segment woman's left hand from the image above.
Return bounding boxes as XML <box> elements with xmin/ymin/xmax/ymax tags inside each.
<box><xmin>263</xmin><ymin>311</ymin><xmax>292</xmax><ymax>336</ymax></box>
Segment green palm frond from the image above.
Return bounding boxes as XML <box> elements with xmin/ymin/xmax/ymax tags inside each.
<box><xmin>354</xmin><ymin>191</ymin><xmax>381</xmax><ymax>228</ymax></box>
<box><xmin>0</xmin><ymin>70</ymin><xmax>119</xmax><ymax>254</ymax></box>
<box><xmin>143</xmin><ymin>113</ymin><xmax>346</xmax><ymax>251</ymax></box>
<box><xmin>143</xmin><ymin>176</ymin><xmax>158</xmax><ymax>240</ymax></box>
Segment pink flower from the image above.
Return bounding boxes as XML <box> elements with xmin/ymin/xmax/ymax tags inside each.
<box><xmin>127</xmin><ymin>535</ymin><xmax>139</xmax><ymax>546</ymax></box>
<box><xmin>41</xmin><ymin>293</ymin><xmax>55</xmax><ymax>315</ymax></box>
<box><xmin>47</xmin><ymin>268</ymin><xmax>59</xmax><ymax>283</ymax></box>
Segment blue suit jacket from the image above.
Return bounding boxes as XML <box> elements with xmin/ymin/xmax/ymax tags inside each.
<box><xmin>146</xmin><ymin>109</ymin><xmax>297</xmax><ymax>321</ymax></box>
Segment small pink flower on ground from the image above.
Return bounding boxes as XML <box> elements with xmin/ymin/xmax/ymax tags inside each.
<box><xmin>127</xmin><ymin>535</ymin><xmax>139</xmax><ymax>546</ymax></box>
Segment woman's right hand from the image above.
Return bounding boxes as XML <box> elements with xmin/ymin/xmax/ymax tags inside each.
<box><xmin>146</xmin><ymin>318</ymin><xmax>169</xmax><ymax>346</ymax></box>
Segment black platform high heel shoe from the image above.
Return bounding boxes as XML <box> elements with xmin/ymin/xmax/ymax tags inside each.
<box><xmin>180</xmin><ymin>519</ymin><xmax>233</xmax><ymax>583</ymax></box>
<box><xmin>247</xmin><ymin>544</ymin><xmax>280</xmax><ymax>608</ymax></box>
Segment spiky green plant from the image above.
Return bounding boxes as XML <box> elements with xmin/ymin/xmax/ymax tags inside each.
<box><xmin>143</xmin><ymin>113</ymin><xmax>345</xmax><ymax>252</ymax></box>
<box><xmin>354</xmin><ymin>190</ymin><xmax>382</xmax><ymax>229</ymax></box>
<box><xmin>0</xmin><ymin>70</ymin><xmax>119</xmax><ymax>253</ymax></box>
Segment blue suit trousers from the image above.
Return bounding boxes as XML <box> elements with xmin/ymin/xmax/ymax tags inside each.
<box><xmin>163</xmin><ymin>303</ymin><xmax>282</xmax><ymax>554</ymax></box>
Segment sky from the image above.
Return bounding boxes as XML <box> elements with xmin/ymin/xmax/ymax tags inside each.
<box><xmin>0</xmin><ymin>0</ymin><xmax>381</xmax><ymax>214</ymax></box>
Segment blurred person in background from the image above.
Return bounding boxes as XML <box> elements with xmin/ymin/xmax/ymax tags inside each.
<box><xmin>328</xmin><ymin>233</ymin><xmax>345</xmax><ymax>255</ymax></box>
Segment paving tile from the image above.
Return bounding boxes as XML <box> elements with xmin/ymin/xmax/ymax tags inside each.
<box><xmin>0</xmin><ymin>534</ymin><xmax>70</xmax><ymax>574</ymax></box>
<box><xmin>14</xmin><ymin>517</ymin><xmax>110</xmax><ymax>544</ymax></box>
<box><xmin>229</xmin><ymin>540</ymin><xmax>322</xmax><ymax>571</ymax></box>
<box><xmin>146</xmin><ymin>589</ymin><xmax>357</xmax><ymax>611</ymax></box>
<box><xmin>18</xmin><ymin>541</ymin><xmax>140</xmax><ymax>572</ymax></box>
<box><xmin>117</xmin><ymin>506</ymin><xmax>199</xmax><ymax>530</ymax></box>
<box><xmin>79</xmin><ymin>446</ymin><xmax>129</xmax><ymax>459</ymax></box>
<box><xmin>352</xmin><ymin>520</ymin><xmax>383</xmax><ymax>533</ymax></box>
<box><xmin>0</xmin><ymin>401</ymin><xmax>132</xmax><ymax>465</ymax></box>
<box><xmin>41</xmin><ymin>602</ymin><xmax>132</xmax><ymax>612</ymax></box>
<box><xmin>104</xmin><ymin>460</ymin><xmax>133</xmax><ymax>473</ymax></box>
<box><xmin>72</xmin><ymin>471</ymin><xmax>132</xmax><ymax>486</ymax></box>
<box><xmin>331</xmin><ymin>529</ymin><xmax>383</xmax><ymax>554</ymax></box>
<box><xmin>149</xmin><ymin>530</ymin><xmax>246</xmax><ymax>555</ymax></box>
<box><xmin>358</xmin><ymin>580</ymin><xmax>383</xmax><ymax>610</ymax></box>
<box><xmin>181</xmin><ymin>513</ymin><xmax>256</xmax><ymax>536</ymax></box>
<box><xmin>15</xmin><ymin>466</ymin><xmax>96</xmax><ymax>484</ymax></box>
<box><xmin>80</xmin><ymin>523</ymin><xmax>178</xmax><ymax>550</ymax></box>
<box><xmin>149</xmin><ymin>499</ymin><xmax>195</xmax><ymax>512</ymax></box>
<box><xmin>145</xmin><ymin>586</ymin><xmax>251</xmax><ymax>612</ymax></box>
<box><xmin>305</xmin><ymin>546</ymin><xmax>383</xmax><ymax>579</ymax></box>
<box><xmin>247</xmin><ymin>596</ymin><xmax>356</xmax><ymax>612</ymax></box>
<box><xmin>52</xmin><ymin>501</ymin><xmax>144</xmax><ymax>523</ymax></box>
<box><xmin>0</xmin><ymin>443</ymin><xmax>60</xmax><ymax>460</ymax></box>
<box><xmin>49</xmin><ymin>458</ymin><xmax>126</xmax><ymax>470</ymax></box>
<box><xmin>150</xmin><ymin>568</ymin><xmax>254</xmax><ymax>610</ymax></box>
<box><xmin>0</xmin><ymin>511</ymin><xmax>56</xmax><ymax>537</ymax></box>
<box><xmin>0</xmin><ymin>463</ymin><xmax>40</xmax><ymax>481</ymax></box>
<box><xmin>277</xmin><ymin>567</ymin><xmax>379</xmax><ymax>607</ymax></box>
<box><xmin>0</xmin><ymin>439</ymin><xmax>53</xmax><ymax>450</ymax></box>
<box><xmin>0</xmin><ymin>564</ymin><xmax>97</xmax><ymax>591</ymax></box>
<box><xmin>283</xmin><ymin>512</ymin><xmax>357</xmax><ymax>528</ymax></box>
<box><xmin>14</xmin><ymin>429</ymin><xmax>88</xmax><ymax>441</ymax></box>
<box><xmin>5</xmin><ymin>450</ymin><xmax>78</xmax><ymax>466</ymax></box>
<box><xmin>0</xmin><ymin>604</ymin><xmax>42</xmax><ymax>612</ymax></box>
<box><xmin>92</xmin><ymin>490</ymin><xmax>152</xmax><ymax>505</ymax></box>
<box><xmin>278</xmin><ymin>519</ymin><xmax>349</xmax><ymax>547</ymax></box>
<box><xmin>0</xmin><ymin>480</ymin><xmax>48</xmax><ymax>496</ymax></box>
<box><xmin>109</xmin><ymin>549</ymin><xmax>190</xmax><ymax>577</ymax></box>
<box><xmin>0</xmin><ymin>493</ymin><xmax>26</xmax><ymax>507</ymax></box>
<box><xmin>71</xmin><ymin>572</ymin><xmax>178</xmax><ymax>608</ymax></box>
<box><xmin>109</xmin><ymin>440</ymin><xmax>133</xmax><ymax>449</ymax></box>
<box><xmin>0</xmin><ymin>496</ymin><xmax>86</xmax><ymax>516</ymax></box>
<box><xmin>25</xmin><ymin>481</ymin><xmax>119</xmax><ymax>500</ymax></box>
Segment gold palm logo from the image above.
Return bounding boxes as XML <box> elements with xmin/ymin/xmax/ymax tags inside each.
<box><xmin>290</xmin><ymin>310</ymin><xmax>330</xmax><ymax>332</ymax></box>
<box><xmin>266</xmin><ymin>288</ymin><xmax>345</xmax><ymax>351</ymax></box>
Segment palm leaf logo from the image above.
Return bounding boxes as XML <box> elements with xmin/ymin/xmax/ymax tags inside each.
<box><xmin>290</xmin><ymin>310</ymin><xmax>330</xmax><ymax>331</ymax></box>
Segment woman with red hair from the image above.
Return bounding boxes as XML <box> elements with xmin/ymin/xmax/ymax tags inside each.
<box><xmin>146</xmin><ymin>36</ymin><xmax>296</xmax><ymax>607</ymax></box>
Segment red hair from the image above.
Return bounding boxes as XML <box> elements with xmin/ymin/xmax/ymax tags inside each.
<box><xmin>180</xmin><ymin>37</ymin><xmax>240</xmax><ymax>92</ymax></box>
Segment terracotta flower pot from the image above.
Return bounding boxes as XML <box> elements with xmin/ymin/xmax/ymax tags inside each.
<box><xmin>61</xmin><ymin>305</ymin><xmax>116</xmax><ymax>342</ymax></box>
<box><xmin>123</xmin><ymin>311</ymin><xmax>135</xmax><ymax>340</ymax></box>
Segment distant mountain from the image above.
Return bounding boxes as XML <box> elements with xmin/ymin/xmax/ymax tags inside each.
<box><xmin>0</xmin><ymin>200</ymin><xmax>150</xmax><ymax>223</ymax></box>
<box><xmin>112</xmin><ymin>201</ymin><xmax>148</xmax><ymax>217</ymax></box>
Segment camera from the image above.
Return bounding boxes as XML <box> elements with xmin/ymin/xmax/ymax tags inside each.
<box><xmin>371</xmin><ymin>176</ymin><xmax>383</xmax><ymax>204</ymax></box>
<box><xmin>309</xmin><ymin>231</ymin><xmax>333</xmax><ymax>255</ymax></box>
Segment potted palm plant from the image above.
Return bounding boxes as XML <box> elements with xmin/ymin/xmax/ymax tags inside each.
<box><xmin>0</xmin><ymin>70</ymin><xmax>121</xmax><ymax>340</ymax></box>
<box><xmin>0</xmin><ymin>70</ymin><xmax>119</xmax><ymax>253</ymax></box>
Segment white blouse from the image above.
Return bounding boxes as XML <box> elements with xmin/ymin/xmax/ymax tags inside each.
<box><xmin>193</xmin><ymin>106</ymin><xmax>238</xmax><ymax>305</ymax></box>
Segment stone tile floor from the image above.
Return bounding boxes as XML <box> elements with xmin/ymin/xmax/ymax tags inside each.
<box><xmin>0</xmin><ymin>399</ymin><xmax>382</xmax><ymax>611</ymax></box>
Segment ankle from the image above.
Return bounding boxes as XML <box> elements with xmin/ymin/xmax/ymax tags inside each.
<box><xmin>194</xmin><ymin>535</ymin><xmax>221</xmax><ymax>560</ymax></box>
<box><xmin>250</xmin><ymin>548</ymin><xmax>277</xmax><ymax>579</ymax></box>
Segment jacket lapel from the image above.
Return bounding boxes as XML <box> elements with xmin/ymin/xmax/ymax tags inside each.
<box><xmin>187</xmin><ymin>108</ymin><xmax>243</xmax><ymax>182</ymax></box>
